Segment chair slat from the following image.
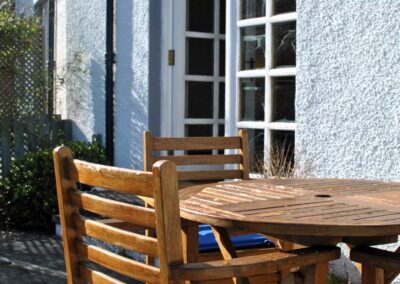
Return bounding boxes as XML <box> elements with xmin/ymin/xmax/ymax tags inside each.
<box><xmin>154</xmin><ymin>154</ymin><xmax>242</xmax><ymax>166</ymax></box>
<box><xmin>69</xmin><ymin>191</ymin><xmax>156</xmax><ymax>229</ymax></box>
<box><xmin>152</xmin><ymin>137</ymin><xmax>242</xmax><ymax>151</ymax></box>
<box><xmin>78</xmin><ymin>265</ymin><xmax>125</xmax><ymax>284</ymax></box>
<box><xmin>144</xmin><ymin>131</ymin><xmax>250</xmax><ymax>186</ymax></box>
<box><xmin>73</xmin><ymin>160</ymin><xmax>154</xmax><ymax>198</ymax></box>
<box><xmin>351</xmin><ymin>246</ymin><xmax>400</xmax><ymax>272</ymax></box>
<box><xmin>98</xmin><ymin>219</ymin><xmax>149</xmax><ymax>232</ymax></box>
<box><xmin>74</xmin><ymin>215</ymin><xmax>158</xmax><ymax>257</ymax></box>
<box><xmin>170</xmin><ymin>246</ymin><xmax>340</xmax><ymax>281</ymax></box>
<box><xmin>76</xmin><ymin>241</ymin><xmax>161</xmax><ymax>284</ymax></box>
<box><xmin>178</xmin><ymin>170</ymin><xmax>243</xmax><ymax>181</ymax></box>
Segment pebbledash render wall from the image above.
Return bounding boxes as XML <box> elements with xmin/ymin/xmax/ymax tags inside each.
<box><xmin>54</xmin><ymin>0</ymin><xmax>160</xmax><ymax>169</ymax></box>
<box><xmin>297</xmin><ymin>3</ymin><xmax>400</xmax><ymax>281</ymax></box>
<box><xmin>55</xmin><ymin>0</ymin><xmax>107</xmax><ymax>145</ymax></box>
<box><xmin>296</xmin><ymin>0</ymin><xmax>400</xmax><ymax>181</ymax></box>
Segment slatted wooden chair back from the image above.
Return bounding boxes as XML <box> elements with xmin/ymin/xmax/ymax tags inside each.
<box><xmin>144</xmin><ymin>129</ymin><xmax>250</xmax><ymax>186</ymax></box>
<box><xmin>54</xmin><ymin>146</ymin><xmax>340</xmax><ymax>284</ymax></box>
<box><xmin>53</xmin><ymin>146</ymin><xmax>183</xmax><ymax>284</ymax></box>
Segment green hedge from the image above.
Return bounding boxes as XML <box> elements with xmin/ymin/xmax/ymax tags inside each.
<box><xmin>0</xmin><ymin>140</ymin><xmax>108</xmax><ymax>234</ymax></box>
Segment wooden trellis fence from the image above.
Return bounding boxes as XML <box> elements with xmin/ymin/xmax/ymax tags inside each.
<box><xmin>0</xmin><ymin>25</ymin><xmax>70</xmax><ymax>177</ymax></box>
<box><xmin>0</xmin><ymin>116</ymin><xmax>71</xmax><ymax>178</ymax></box>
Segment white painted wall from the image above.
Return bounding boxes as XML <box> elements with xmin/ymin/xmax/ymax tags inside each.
<box><xmin>54</xmin><ymin>0</ymin><xmax>161</xmax><ymax>170</ymax></box>
<box><xmin>296</xmin><ymin>0</ymin><xmax>400</xmax><ymax>181</ymax></box>
<box><xmin>53</xmin><ymin>0</ymin><xmax>400</xmax><ymax>177</ymax></box>
<box><xmin>54</xmin><ymin>0</ymin><xmax>106</xmax><ymax>143</ymax></box>
<box><xmin>114</xmin><ymin>0</ymin><xmax>150</xmax><ymax>169</ymax></box>
<box><xmin>297</xmin><ymin>1</ymin><xmax>400</xmax><ymax>282</ymax></box>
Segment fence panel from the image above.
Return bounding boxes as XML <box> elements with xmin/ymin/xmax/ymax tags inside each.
<box><xmin>0</xmin><ymin>22</ymin><xmax>58</xmax><ymax>177</ymax></box>
<box><xmin>0</xmin><ymin>117</ymin><xmax>72</xmax><ymax>178</ymax></box>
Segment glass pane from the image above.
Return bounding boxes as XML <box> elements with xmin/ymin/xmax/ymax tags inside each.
<box><xmin>186</xmin><ymin>124</ymin><xmax>213</xmax><ymax>136</ymax></box>
<box><xmin>241</xmin><ymin>26</ymin><xmax>265</xmax><ymax>70</ymax></box>
<box><xmin>186</xmin><ymin>82</ymin><xmax>213</xmax><ymax>118</ymax></box>
<box><xmin>274</xmin><ymin>22</ymin><xmax>296</xmax><ymax>67</ymax></box>
<box><xmin>270</xmin><ymin>130</ymin><xmax>295</xmax><ymax>175</ymax></box>
<box><xmin>185</xmin><ymin>125</ymin><xmax>213</xmax><ymax>154</ymax></box>
<box><xmin>274</xmin><ymin>0</ymin><xmax>296</xmax><ymax>15</ymax></box>
<box><xmin>219</xmin><ymin>124</ymin><xmax>225</xmax><ymax>136</ymax></box>
<box><xmin>219</xmin><ymin>40</ymin><xmax>225</xmax><ymax>76</ymax></box>
<box><xmin>272</xmin><ymin>77</ymin><xmax>295</xmax><ymax>121</ymax></box>
<box><xmin>219</xmin><ymin>83</ymin><xmax>225</xmax><ymax>119</ymax></box>
<box><xmin>218</xmin><ymin>124</ymin><xmax>225</xmax><ymax>153</ymax></box>
<box><xmin>187</xmin><ymin>0</ymin><xmax>214</xmax><ymax>33</ymax></box>
<box><xmin>187</xmin><ymin>38</ymin><xmax>214</xmax><ymax>75</ymax></box>
<box><xmin>241</xmin><ymin>0</ymin><xmax>266</xmax><ymax>19</ymax></box>
<box><xmin>220</xmin><ymin>0</ymin><xmax>226</xmax><ymax>34</ymax></box>
<box><xmin>239</xmin><ymin>78</ymin><xmax>265</xmax><ymax>121</ymax></box>
<box><xmin>247</xmin><ymin>129</ymin><xmax>264</xmax><ymax>172</ymax></box>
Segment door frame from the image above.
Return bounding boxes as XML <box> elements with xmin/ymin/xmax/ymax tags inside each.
<box><xmin>160</xmin><ymin>0</ymin><xmax>236</xmax><ymax>138</ymax></box>
<box><xmin>160</xmin><ymin>0</ymin><xmax>174</xmax><ymax>137</ymax></box>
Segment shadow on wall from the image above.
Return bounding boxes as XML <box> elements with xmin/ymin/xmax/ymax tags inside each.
<box><xmin>70</xmin><ymin>121</ymin><xmax>87</xmax><ymax>142</ymax></box>
<box><xmin>90</xmin><ymin>58</ymin><xmax>106</xmax><ymax>144</ymax></box>
<box><xmin>115</xmin><ymin>0</ymin><xmax>148</xmax><ymax>169</ymax></box>
<box><xmin>16</xmin><ymin>0</ymin><xmax>34</xmax><ymax>16</ymax></box>
<box><xmin>62</xmin><ymin>0</ymin><xmax>106</xmax><ymax>143</ymax></box>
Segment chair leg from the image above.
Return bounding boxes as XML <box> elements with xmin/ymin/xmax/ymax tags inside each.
<box><xmin>211</xmin><ymin>226</ymin><xmax>250</xmax><ymax>284</ymax></box>
<box><xmin>181</xmin><ymin>222</ymin><xmax>199</xmax><ymax>263</ymax></box>
<box><xmin>294</xmin><ymin>262</ymin><xmax>329</xmax><ymax>284</ymax></box>
<box><xmin>278</xmin><ymin>240</ymin><xmax>296</xmax><ymax>281</ymax></box>
<box><xmin>361</xmin><ymin>265</ymin><xmax>384</xmax><ymax>284</ymax></box>
<box><xmin>181</xmin><ymin>222</ymin><xmax>200</xmax><ymax>284</ymax></box>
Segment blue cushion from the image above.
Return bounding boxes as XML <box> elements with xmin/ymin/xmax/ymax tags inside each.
<box><xmin>198</xmin><ymin>224</ymin><xmax>274</xmax><ymax>253</ymax></box>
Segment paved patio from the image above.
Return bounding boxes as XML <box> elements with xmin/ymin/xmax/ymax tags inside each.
<box><xmin>0</xmin><ymin>230</ymin><xmax>66</xmax><ymax>283</ymax></box>
<box><xmin>0</xmin><ymin>229</ymin><xmax>374</xmax><ymax>284</ymax></box>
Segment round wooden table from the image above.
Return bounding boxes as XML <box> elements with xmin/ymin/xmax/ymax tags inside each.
<box><xmin>179</xmin><ymin>179</ymin><xmax>400</xmax><ymax>246</ymax></box>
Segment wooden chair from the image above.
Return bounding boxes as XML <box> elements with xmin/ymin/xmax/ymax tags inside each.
<box><xmin>144</xmin><ymin>129</ymin><xmax>250</xmax><ymax>188</ymax></box>
<box><xmin>143</xmin><ymin>129</ymin><xmax>293</xmax><ymax>260</ymax></box>
<box><xmin>53</xmin><ymin>146</ymin><xmax>340</xmax><ymax>284</ymax></box>
<box><xmin>351</xmin><ymin>246</ymin><xmax>400</xmax><ymax>284</ymax></box>
<box><xmin>143</xmin><ymin>130</ymin><xmax>291</xmax><ymax>263</ymax></box>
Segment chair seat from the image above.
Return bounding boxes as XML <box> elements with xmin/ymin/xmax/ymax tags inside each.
<box><xmin>198</xmin><ymin>224</ymin><xmax>274</xmax><ymax>253</ymax></box>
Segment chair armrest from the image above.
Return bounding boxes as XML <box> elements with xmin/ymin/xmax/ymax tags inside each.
<box><xmin>350</xmin><ymin>246</ymin><xmax>400</xmax><ymax>272</ymax></box>
<box><xmin>170</xmin><ymin>246</ymin><xmax>340</xmax><ymax>281</ymax></box>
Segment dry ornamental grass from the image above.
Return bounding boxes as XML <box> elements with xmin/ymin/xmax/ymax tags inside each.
<box><xmin>254</xmin><ymin>140</ymin><xmax>313</xmax><ymax>179</ymax></box>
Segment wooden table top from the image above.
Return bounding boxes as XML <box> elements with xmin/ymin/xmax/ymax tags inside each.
<box><xmin>179</xmin><ymin>179</ymin><xmax>400</xmax><ymax>241</ymax></box>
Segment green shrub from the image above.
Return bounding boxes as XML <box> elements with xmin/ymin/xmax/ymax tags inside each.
<box><xmin>0</xmin><ymin>139</ymin><xmax>108</xmax><ymax>234</ymax></box>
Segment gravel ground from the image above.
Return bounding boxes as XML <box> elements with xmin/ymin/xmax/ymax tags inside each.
<box><xmin>0</xmin><ymin>230</ymin><xmax>66</xmax><ymax>283</ymax></box>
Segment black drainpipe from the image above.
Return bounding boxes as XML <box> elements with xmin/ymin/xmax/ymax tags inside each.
<box><xmin>105</xmin><ymin>0</ymin><xmax>115</xmax><ymax>164</ymax></box>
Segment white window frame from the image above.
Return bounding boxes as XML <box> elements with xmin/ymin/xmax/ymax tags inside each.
<box><xmin>225</xmin><ymin>0</ymin><xmax>297</xmax><ymax>168</ymax></box>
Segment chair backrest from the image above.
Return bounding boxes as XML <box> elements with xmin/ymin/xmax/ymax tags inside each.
<box><xmin>53</xmin><ymin>146</ymin><xmax>184</xmax><ymax>284</ymax></box>
<box><xmin>144</xmin><ymin>129</ymin><xmax>250</xmax><ymax>185</ymax></box>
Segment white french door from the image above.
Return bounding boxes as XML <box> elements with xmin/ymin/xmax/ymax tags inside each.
<box><xmin>170</xmin><ymin>0</ymin><xmax>226</xmax><ymax>138</ymax></box>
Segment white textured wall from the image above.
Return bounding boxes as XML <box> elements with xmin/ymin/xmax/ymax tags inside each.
<box><xmin>297</xmin><ymin>1</ymin><xmax>400</xmax><ymax>283</ymax></box>
<box><xmin>114</xmin><ymin>0</ymin><xmax>150</xmax><ymax>169</ymax></box>
<box><xmin>55</xmin><ymin>0</ymin><xmax>157</xmax><ymax>169</ymax></box>
<box><xmin>54</xmin><ymin>0</ymin><xmax>106</xmax><ymax>142</ymax></box>
<box><xmin>297</xmin><ymin>0</ymin><xmax>400</xmax><ymax>181</ymax></box>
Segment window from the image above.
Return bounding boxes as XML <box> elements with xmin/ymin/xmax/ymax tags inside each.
<box><xmin>236</xmin><ymin>0</ymin><xmax>296</xmax><ymax>172</ymax></box>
